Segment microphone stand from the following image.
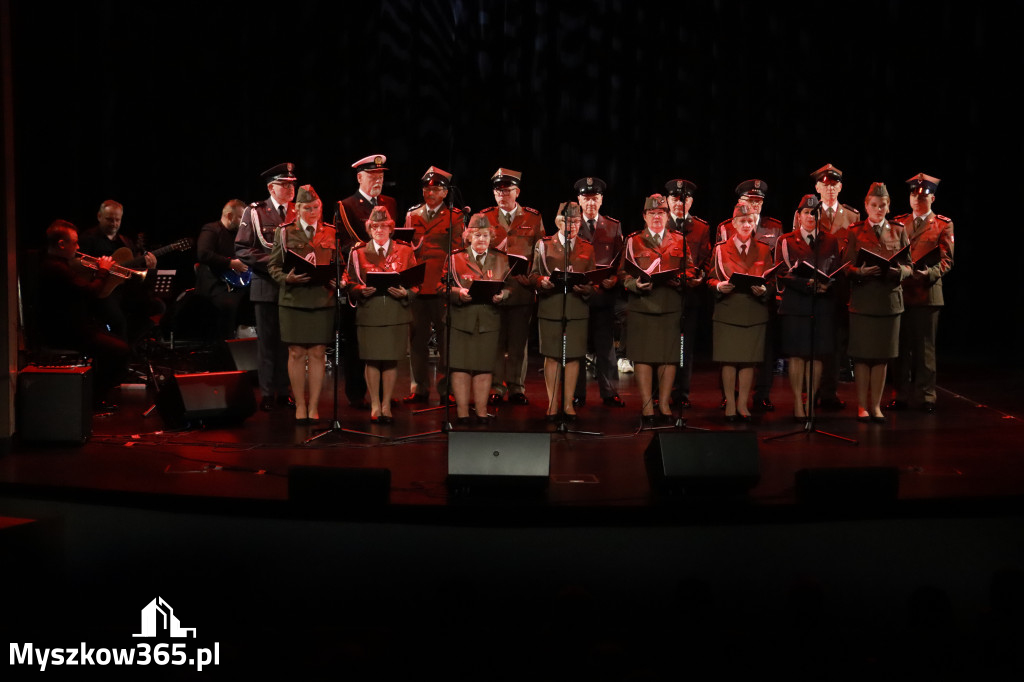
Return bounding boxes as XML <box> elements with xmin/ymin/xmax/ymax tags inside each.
<box><xmin>554</xmin><ymin>207</ymin><xmax>600</xmax><ymax>437</ymax></box>
<box><xmin>305</xmin><ymin>224</ymin><xmax>387</xmax><ymax>444</ymax></box>
<box><xmin>410</xmin><ymin>185</ymin><xmax>464</xmax><ymax>435</ymax></box>
<box><xmin>764</xmin><ymin>210</ymin><xmax>856</xmax><ymax>445</ymax></box>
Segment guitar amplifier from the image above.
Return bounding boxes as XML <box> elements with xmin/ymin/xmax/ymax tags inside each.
<box><xmin>17</xmin><ymin>365</ymin><xmax>92</xmax><ymax>443</ymax></box>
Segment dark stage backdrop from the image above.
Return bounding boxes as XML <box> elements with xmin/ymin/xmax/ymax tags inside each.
<box><xmin>8</xmin><ymin>0</ymin><xmax>1019</xmax><ymax>354</ymax></box>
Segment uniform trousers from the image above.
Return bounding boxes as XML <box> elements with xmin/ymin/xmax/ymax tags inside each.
<box><xmin>409</xmin><ymin>294</ymin><xmax>447</xmax><ymax>397</ymax></box>
<box><xmin>254</xmin><ymin>301</ymin><xmax>290</xmax><ymax>398</ymax></box>
<box><xmin>575</xmin><ymin>296</ymin><xmax>619</xmax><ymax>401</ymax></box>
<box><xmin>491</xmin><ymin>304</ymin><xmax>531</xmax><ymax>396</ymax></box>
<box><xmin>894</xmin><ymin>305</ymin><xmax>940</xmax><ymax>405</ymax></box>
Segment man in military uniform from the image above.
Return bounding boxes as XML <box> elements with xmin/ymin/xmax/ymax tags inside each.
<box><xmin>479</xmin><ymin>168</ymin><xmax>545</xmax><ymax>405</ymax></box>
<box><xmin>665</xmin><ymin>179</ymin><xmax>712</xmax><ymax>408</ymax></box>
<box><xmin>889</xmin><ymin>173</ymin><xmax>954</xmax><ymax>413</ymax></box>
<box><xmin>403</xmin><ymin>166</ymin><xmax>465</xmax><ymax>404</ymax></box>
<box><xmin>811</xmin><ymin>163</ymin><xmax>860</xmax><ymax>410</ymax></box>
<box><xmin>332</xmin><ymin>154</ymin><xmax>400</xmax><ymax>408</ymax></box>
<box><xmin>234</xmin><ymin>163</ymin><xmax>297</xmax><ymax>410</ymax></box>
<box><xmin>718</xmin><ymin>179</ymin><xmax>783</xmax><ymax>411</ymax></box>
<box><xmin>571</xmin><ymin>176</ymin><xmax>625</xmax><ymax>408</ymax></box>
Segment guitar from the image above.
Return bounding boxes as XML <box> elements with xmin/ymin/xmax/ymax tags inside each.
<box><xmin>98</xmin><ymin>238</ymin><xmax>193</xmax><ymax>297</ymax></box>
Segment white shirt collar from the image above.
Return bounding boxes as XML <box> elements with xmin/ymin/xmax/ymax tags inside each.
<box><xmin>733</xmin><ymin>235</ymin><xmax>752</xmax><ymax>251</ymax></box>
<box><xmin>372</xmin><ymin>239</ymin><xmax>391</xmax><ymax>253</ymax></box>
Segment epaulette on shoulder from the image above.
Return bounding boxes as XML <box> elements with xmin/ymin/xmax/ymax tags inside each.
<box><xmin>321</xmin><ymin>221</ymin><xmax>335</xmax><ymax>229</ymax></box>
<box><xmin>394</xmin><ymin>239</ymin><xmax>413</xmax><ymax>248</ymax></box>
<box><xmin>625</xmin><ymin>228</ymin><xmax>645</xmax><ymax>238</ymax></box>
<box><xmin>353</xmin><ymin>241</ymin><xmax>366</xmax><ymax>249</ymax></box>
<box><xmin>935</xmin><ymin>214</ymin><xmax>952</xmax><ymax>223</ymax></box>
<box><xmin>490</xmin><ymin>246</ymin><xmax>508</xmax><ymax>255</ymax></box>
<box><xmin>690</xmin><ymin>215</ymin><xmax>709</xmax><ymax>227</ymax></box>
<box><xmin>249</xmin><ymin>201</ymin><xmax>261</xmax><ymax>208</ymax></box>
<box><xmin>889</xmin><ymin>218</ymin><xmax>905</xmax><ymax>227</ymax></box>
<box><xmin>602</xmin><ymin>215</ymin><xmax>621</xmax><ymax>224</ymax></box>
<box><xmin>893</xmin><ymin>212</ymin><xmax>912</xmax><ymax>222</ymax></box>
<box><xmin>281</xmin><ymin>220</ymin><xmax>296</xmax><ymax>227</ymax></box>
<box><xmin>406</xmin><ymin>203</ymin><xmax>424</xmax><ymax>213</ymax></box>
<box><xmin>522</xmin><ymin>206</ymin><xmax>541</xmax><ymax>215</ymax></box>
<box><xmin>841</xmin><ymin>204</ymin><xmax>860</xmax><ymax>215</ymax></box>
<box><xmin>480</xmin><ymin>206</ymin><xmax>498</xmax><ymax>214</ymax></box>
<box><xmin>763</xmin><ymin>216</ymin><xmax>783</xmax><ymax>228</ymax></box>
<box><xmin>717</xmin><ymin>218</ymin><xmax>732</xmax><ymax>229</ymax></box>
<box><xmin>451</xmin><ymin>205</ymin><xmax>464</xmax><ymax>214</ymax></box>
<box><xmin>713</xmin><ymin>237</ymin><xmax>729</xmax><ymax>247</ymax></box>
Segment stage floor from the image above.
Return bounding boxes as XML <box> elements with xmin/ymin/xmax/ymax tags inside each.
<box><xmin>4</xmin><ymin>351</ymin><xmax>1023</xmax><ymax>512</ymax></box>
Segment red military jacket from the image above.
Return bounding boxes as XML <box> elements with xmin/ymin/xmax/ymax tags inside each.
<box><xmin>404</xmin><ymin>203</ymin><xmax>466</xmax><ymax>293</ymax></box>
<box><xmin>479</xmin><ymin>204</ymin><xmax>545</xmax><ymax>306</ymax></box>
<box><xmin>893</xmin><ymin>211</ymin><xmax>954</xmax><ymax>307</ymax></box>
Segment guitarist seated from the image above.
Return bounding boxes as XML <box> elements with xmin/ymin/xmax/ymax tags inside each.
<box><xmin>79</xmin><ymin>199</ymin><xmax>165</xmax><ymax>342</ymax></box>
<box><xmin>194</xmin><ymin>199</ymin><xmax>250</xmax><ymax>340</ymax></box>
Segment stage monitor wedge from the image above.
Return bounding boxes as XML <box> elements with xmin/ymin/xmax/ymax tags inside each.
<box><xmin>156</xmin><ymin>371</ymin><xmax>256</xmax><ymax>428</ymax></box>
<box><xmin>447</xmin><ymin>431</ymin><xmax>551</xmax><ymax>497</ymax></box>
<box><xmin>644</xmin><ymin>431</ymin><xmax>761</xmax><ymax>497</ymax></box>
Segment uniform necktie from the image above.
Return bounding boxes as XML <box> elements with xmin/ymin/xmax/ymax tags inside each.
<box><xmin>587</xmin><ymin>219</ymin><xmax>595</xmax><ymax>234</ymax></box>
<box><xmin>676</xmin><ymin>218</ymin><xmax>685</xmax><ymax>231</ymax></box>
<box><xmin>874</xmin><ymin>224</ymin><xmax>882</xmax><ymax>238</ymax></box>
<box><xmin>370</xmin><ymin>197</ymin><xmax>378</xmax><ymax>207</ymax></box>
<box><xmin>913</xmin><ymin>216</ymin><xmax>923</xmax><ymax>231</ymax></box>
<box><xmin>807</xmin><ymin>235</ymin><xmax>815</xmax><ymax>247</ymax></box>
<box><xmin>378</xmin><ymin>246</ymin><xmax>385</xmax><ymax>258</ymax></box>
<box><xmin>306</xmin><ymin>225</ymin><xmax>315</xmax><ymax>240</ymax></box>
<box><xmin>826</xmin><ymin>207</ymin><xmax>834</xmax><ymax>222</ymax></box>
<box><xmin>278</xmin><ymin>205</ymin><xmax>286</xmax><ymax>221</ymax></box>
<box><xmin>476</xmin><ymin>253</ymin><xmax>485</xmax><ymax>268</ymax></box>
<box><xmin>426</xmin><ymin>208</ymin><xmax>436</xmax><ymax>221</ymax></box>
<box><xmin>653</xmin><ymin>232</ymin><xmax>662</xmax><ymax>247</ymax></box>
<box><xmin>740</xmin><ymin>243</ymin><xmax>747</xmax><ymax>256</ymax></box>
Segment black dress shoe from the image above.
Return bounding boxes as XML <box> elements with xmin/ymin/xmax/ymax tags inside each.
<box><xmin>870</xmin><ymin>415</ymin><xmax>886</xmax><ymax>424</ymax></box>
<box><xmin>603</xmin><ymin>395</ymin><xmax>626</xmax><ymax>408</ymax></box>
<box><xmin>751</xmin><ymin>397</ymin><xmax>774</xmax><ymax>412</ymax></box>
<box><xmin>657</xmin><ymin>413</ymin><xmax>674</xmax><ymax>425</ymax></box>
<box><xmin>475</xmin><ymin>413</ymin><xmax>495</xmax><ymax>425</ymax></box>
<box><xmin>886</xmin><ymin>399</ymin><xmax>909</xmax><ymax>411</ymax></box>
<box><xmin>641</xmin><ymin>415</ymin><xmax>658</xmax><ymax>427</ymax></box>
<box><xmin>403</xmin><ymin>393</ymin><xmax>428</xmax><ymax>404</ymax></box>
<box><xmin>456</xmin><ymin>416</ymin><xmax>475</xmax><ymax>426</ymax></box>
<box><xmin>488</xmin><ymin>393</ymin><xmax>503</xmax><ymax>406</ymax></box>
<box><xmin>509</xmin><ymin>393</ymin><xmax>529</xmax><ymax>406</ymax></box>
<box><xmin>379</xmin><ymin>415</ymin><xmax>394</xmax><ymax>425</ymax></box>
<box><xmin>563</xmin><ymin>413</ymin><xmax>578</xmax><ymax>423</ymax></box>
<box><xmin>724</xmin><ymin>414</ymin><xmax>739</xmax><ymax>423</ymax></box>
<box><xmin>260</xmin><ymin>397</ymin><xmax>276</xmax><ymax>411</ymax></box>
<box><xmin>546</xmin><ymin>414</ymin><xmax>560</xmax><ymax>423</ymax></box>
<box><xmin>572</xmin><ymin>396</ymin><xmax>585</xmax><ymax>408</ymax></box>
<box><xmin>816</xmin><ymin>395</ymin><xmax>846</xmax><ymax>411</ymax></box>
<box><xmin>278</xmin><ymin>395</ymin><xmax>296</xmax><ymax>409</ymax></box>
<box><xmin>738</xmin><ymin>413</ymin><xmax>752</xmax><ymax>423</ymax></box>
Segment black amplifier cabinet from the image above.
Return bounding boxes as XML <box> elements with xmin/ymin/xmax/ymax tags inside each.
<box><xmin>17</xmin><ymin>365</ymin><xmax>92</xmax><ymax>444</ymax></box>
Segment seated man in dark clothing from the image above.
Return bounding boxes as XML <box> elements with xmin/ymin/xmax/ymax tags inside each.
<box><xmin>195</xmin><ymin>199</ymin><xmax>250</xmax><ymax>340</ymax></box>
<box><xmin>79</xmin><ymin>199</ymin><xmax>163</xmax><ymax>342</ymax></box>
<box><xmin>36</xmin><ymin>220</ymin><xmax>130</xmax><ymax>409</ymax></box>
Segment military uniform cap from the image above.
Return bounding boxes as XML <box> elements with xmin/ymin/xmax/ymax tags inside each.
<box><xmin>353</xmin><ymin>154</ymin><xmax>389</xmax><ymax>172</ymax></box>
<box><xmin>735</xmin><ymin>179</ymin><xmax>768</xmax><ymax>198</ymax></box>
<box><xmin>643</xmin><ymin>194</ymin><xmax>669</xmax><ymax>213</ymax></box>
<box><xmin>574</xmin><ymin>177</ymin><xmax>607</xmax><ymax>195</ymax></box>
<box><xmin>797</xmin><ymin>194</ymin><xmax>820</xmax><ymax>211</ymax></box>
<box><xmin>261</xmin><ymin>162</ymin><xmax>297</xmax><ymax>184</ymax></box>
<box><xmin>421</xmin><ymin>166</ymin><xmax>452</xmax><ymax>187</ymax></box>
<box><xmin>468</xmin><ymin>213</ymin><xmax>491</xmax><ymax>230</ymax></box>
<box><xmin>368</xmin><ymin>206</ymin><xmax>394</xmax><ymax>223</ymax></box>
<box><xmin>491</xmin><ymin>168</ymin><xmax>522</xmax><ymax>188</ymax></box>
<box><xmin>295</xmin><ymin>184</ymin><xmax>320</xmax><ymax>204</ymax></box>
<box><xmin>866</xmin><ymin>182</ymin><xmax>890</xmax><ymax>199</ymax></box>
<box><xmin>906</xmin><ymin>173</ymin><xmax>940</xmax><ymax>195</ymax></box>
<box><xmin>557</xmin><ymin>201</ymin><xmax>582</xmax><ymax>218</ymax></box>
<box><xmin>733</xmin><ymin>202</ymin><xmax>754</xmax><ymax>218</ymax></box>
<box><xmin>664</xmin><ymin>179</ymin><xmax>697</xmax><ymax>198</ymax></box>
<box><xmin>811</xmin><ymin>164</ymin><xmax>843</xmax><ymax>184</ymax></box>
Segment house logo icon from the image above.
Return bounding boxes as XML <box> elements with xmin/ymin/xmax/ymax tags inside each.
<box><xmin>132</xmin><ymin>597</ymin><xmax>197</xmax><ymax>638</ymax></box>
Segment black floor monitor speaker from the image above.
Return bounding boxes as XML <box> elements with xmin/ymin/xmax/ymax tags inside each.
<box><xmin>447</xmin><ymin>431</ymin><xmax>551</xmax><ymax>497</ymax></box>
<box><xmin>156</xmin><ymin>371</ymin><xmax>256</xmax><ymax>427</ymax></box>
<box><xmin>17</xmin><ymin>365</ymin><xmax>92</xmax><ymax>443</ymax></box>
<box><xmin>644</xmin><ymin>431</ymin><xmax>761</xmax><ymax>497</ymax></box>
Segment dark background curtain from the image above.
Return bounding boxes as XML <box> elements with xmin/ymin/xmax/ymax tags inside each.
<box><xmin>9</xmin><ymin>0</ymin><xmax>1017</xmax><ymax>355</ymax></box>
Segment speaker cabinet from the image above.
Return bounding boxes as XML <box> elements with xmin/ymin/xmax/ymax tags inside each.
<box><xmin>644</xmin><ymin>431</ymin><xmax>760</xmax><ymax>497</ymax></box>
<box><xmin>447</xmin><ymin>431</ymin><xmax>550</xmax><ymax>496</ymax></box>
<box><xmin>225</xmin><ymin>337</ymin><xmax>258</xmax><ymax>372</ymax></box>
<box><xmin>156</xmin><ymin>371</ymin><xmax>256</xmax><ymax>427</ymax></box>
<box><xmin>17</xmin><ymin>365</ymin><xmax>92</xmax><ymax>443</ymax></box>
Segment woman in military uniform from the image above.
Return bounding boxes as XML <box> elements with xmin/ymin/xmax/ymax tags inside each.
<box><xmin>345</xmin><ymin>207</ymin><xmax>418</xmax><ymax>424</ymax></box>
<box><xmin>844</xmin><ymin>183</ymin><xmax>911</xmax><ymax>422</ymax></box>
<box><xmin>530</xmin><ymin>202</ymin><xmax>595</xmax><ymax>421</ymax></box>
<box><xmin>439</xmin><ymin>215</ymin><xmax>510</xmax><ymax>425</ymax></box>
<box><xmin>707</xmin><ymin>203</ymin><xmax>774</xmax><ymax>422</ymax></box>
<box><xmin>775</xmin><ymin>195</ymin><xmax>842</xmax><ymax>420</ymax></box>
<box><xmin>619</xmin><ymin>194</ymin><xmax>693</xmax><ymax>426</ymax></box>
<box><xmin>268</xmin><ymin>185</ymin><xmax>337</xmax><ymax>423</ymax></box>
